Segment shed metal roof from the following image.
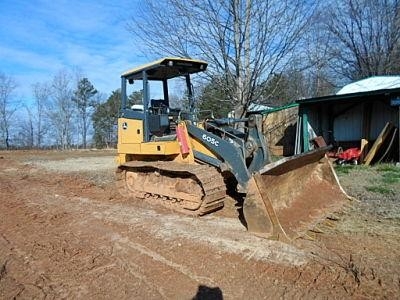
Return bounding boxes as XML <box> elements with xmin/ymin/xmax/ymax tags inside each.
<box><xmin>296</xmin><ymin>87</ymin><xmax>400</xmax><ymax>105</ymax></box>
<box><xmin>337</xmin><ymin>76</ymin><xmax>400</xmax><ymax>95</ymax></box>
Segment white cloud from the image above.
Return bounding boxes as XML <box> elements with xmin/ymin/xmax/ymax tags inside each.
<box><xmin>0</xmin><ymin>45</ymin><xmax>63</xmax><ymax>72</ymax></box>
<box><xmin>0</xmin><ymin>0</ymin><xmax>150</xmax><ymax>100</ymax></box>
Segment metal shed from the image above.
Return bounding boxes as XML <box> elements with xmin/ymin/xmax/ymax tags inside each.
<box><xmin>296</xmin><ymin>85</ymin><xmax>400</xmax><ymax>162</ymax></box>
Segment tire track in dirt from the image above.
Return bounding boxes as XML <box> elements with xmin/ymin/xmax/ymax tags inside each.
<box><xmin>0</xmin><ymin>160</ymin><xmax>230</xmax><ymax>298</ymax></box>
<box><xmin>114</xmin><ymin>235</ymin><xmax>215</xmax><ymax>285</ymax></box>
<box><xmin>0</xmin><ymin>158</ymin><xmax>345</xmax><ymax>300</ymax></box>
<box><xmin>2</xmin><ymin>154</ymin><xmax>399</xmax><ymax>299</ymax></box>
<box><xmin>0</xmin><ymin>187</ymin><xmax>202</xmax><ymax>298</ymax></box>
<box><xmin>12</xmin><ymin>164</ymin><xmax>308</xmax><ymax>267</ymax></box>
<box><xmin>113</xmin><ymin>256</ymin><xmax>168</xmax><ymax>299</ymax></box>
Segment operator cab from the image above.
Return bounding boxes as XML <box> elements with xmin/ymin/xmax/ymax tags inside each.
<box><xmin>120</xmin><ymin>57</ymin><xmax>208</xmax><ymax>142</ymax></box>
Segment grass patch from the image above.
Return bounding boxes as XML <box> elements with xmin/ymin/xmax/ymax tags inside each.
<box><xmin>376</xmin><ymin>164</ymin><xmax>400</xmax><ymax>173</ymax></box>
<box><xmin>373</xmin><ymin>164</ymin><xmax>400</xmax><ymax>185</ymax></box>
<box><xmin>334</xmin><ymin>165</ymin><xmax>357</xmax><ymax>175</ymax></box>
<box><xmin>365</xmin><ymin>185</ymin><xmax>394</xmax><ymax>195</ymax></box>
<box><xmin>381</xmin><ymin>172</ymin><xmax>400</xmax><ymax>184</ymax></box>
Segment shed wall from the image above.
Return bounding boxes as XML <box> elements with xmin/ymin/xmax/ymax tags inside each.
<box><xmin>305</xmin><ymin>99</ymin><xmax>397</xmax><ymax>144</ymax></box>
<box><xmin>333</xmin><ymin>105</ymin><xmax>363</xmax><ymax>141</ymax></box>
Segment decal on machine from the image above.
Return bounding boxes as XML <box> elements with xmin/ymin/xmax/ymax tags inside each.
<box><xmin>122</xmin><ymin>122</ymin><xmax>128</xmax><ymax>130</ymax></box>
<box><xmin>202</xmin><ymin>134</ymin><xmax>219</xmax><ymax>147</ymax></box>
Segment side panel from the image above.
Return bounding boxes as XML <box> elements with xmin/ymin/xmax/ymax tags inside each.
<box><xmin>117</xmin><ymin>117</ymin><xmax>188</xmax><ymax>164</ymax></box>
<box><xmin>118</xmin><ymin>139</ymin><xmax>181</xmax><ymax>156</ymax></box>
<box><xmin>118</xmin><ymin>118</ymin><xmax>144</xmax><ymax>145</ymax></box>
<box><xmin>117</xmin><ymin>117</ymin><xmax>143</xmax><ymax>165</ymax></box>
<box><xmin>140</xmin><ymin>142</ymin><xmax>180</xmax><ymax>155</ymax></box>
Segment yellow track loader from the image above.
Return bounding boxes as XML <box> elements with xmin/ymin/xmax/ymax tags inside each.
<box><xmin>116</xmin><ymin>57</ymin><xmax>351</xmax><ymax>242</ymax></box>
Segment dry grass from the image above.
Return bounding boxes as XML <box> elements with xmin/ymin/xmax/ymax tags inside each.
<box><xmin>334</xmin><ymin>163</ymin><xmax>400</xmax><ymax>234</ymax></box>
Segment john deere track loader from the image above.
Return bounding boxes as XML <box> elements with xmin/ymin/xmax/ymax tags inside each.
<box><xmin>116</xmin><ymin>57</ymin><xmax>351</xmax><ymax>242</ymax></box>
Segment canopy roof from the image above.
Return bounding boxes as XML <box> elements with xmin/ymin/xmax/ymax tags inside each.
<box><xmin>122</xmin><ymin>57</ymin><xmax>208</xmax><ymax>81</ymax></box>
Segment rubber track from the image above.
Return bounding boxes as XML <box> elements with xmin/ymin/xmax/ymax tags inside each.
<box><xmin>117</xmin><ymin>161</ymin><xmax>226</xmax><ymax>215</ymax></box>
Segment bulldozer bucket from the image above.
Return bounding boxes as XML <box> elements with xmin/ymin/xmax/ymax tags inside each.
<box><xmin>243</xmin><ymin>147</ymin><xmax>352</xmax><ymax>242</ymax></box>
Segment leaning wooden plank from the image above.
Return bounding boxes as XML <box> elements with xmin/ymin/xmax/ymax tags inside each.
<box><xmin>313</xmin><ymin>136</ymin><xmax>327</xmax><ymax>148</ymax></box>
<box><xmin>359</xmin><ymin>138</ymin><xmax>368</xmax><ymax>162</ymax></box>
<box><xmin>363</xmin><ymin>122</ymin><xmax>394</xmax><ymax>165</ymax></box>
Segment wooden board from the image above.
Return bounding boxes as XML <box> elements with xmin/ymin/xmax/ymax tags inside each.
<box><xmin>313</xmin><ymin>136</ymin><xmax>327</xmax><ymax>148</ymax></box>
<box><xmin>360</xmin><ymin>139</ymin><xmax>369</xmax><ymax>162</ymax></box>
<box><xmin>363</xmin><ymin>122</ymin><xmax>394</xmax><ymax>165</ymax></box>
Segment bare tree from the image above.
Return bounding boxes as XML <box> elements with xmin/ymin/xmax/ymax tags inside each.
<box><xmin>128</xmin><ymin>0</ymin><xmax>317</xmax><ymax>116</ymax></box>
<box><xmin>32</xmin><ymin>82</ymin><xmax>50</xmax><ymax>148</ymax></box>
<box><xmin>301</xmin><ymin>10</ymin><xmax>337</xmax><ymax>97</ymax></box>
<box><xmin>16</xmin><ymin>106</ymin><xmax>35</xmax><ymax>148</ymax></box>
<box><xmin>0</xmin><ymin>72</ymin><xmax>17</xmax><ymax>149</ymax></box>
<box><xmin>47</xmin><ymin>70</ymin><xmax>75</xmax><ymax>149</ymax></box>
<box><xmin>325</xmin><ymin>0</ymin><xmax>400</xmax><ymax>81</ymax></box>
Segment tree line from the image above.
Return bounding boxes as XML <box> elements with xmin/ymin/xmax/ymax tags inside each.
<box><xmin>1</xmin><ymin>0</ymin><xmax>400</xmax><ymax>149</ymax></box>
<box><xmin>131</xmin><ymin>0</ymin><xmax>400</xmax><ymax>116</ymax></box>
<box><xmin>0</xmin><ymin>69</ymin><xmax>121</xmax><ymax>150</ymax></box>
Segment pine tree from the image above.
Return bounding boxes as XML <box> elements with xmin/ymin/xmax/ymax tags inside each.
<box><xmin>73</xmin><ymin>78</ymin><xmax>98</xmax><ymax>148</ymax></box>
<box><xmin>92</xmin><ymin>90</ymin><xmax>120</xmax><ymax>148</ymax></box>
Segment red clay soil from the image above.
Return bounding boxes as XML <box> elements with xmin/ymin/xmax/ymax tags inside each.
<box><xmin>0</xmin><ymin>151</ymin><xmax>399</xmax><ymax>299</ymax></box>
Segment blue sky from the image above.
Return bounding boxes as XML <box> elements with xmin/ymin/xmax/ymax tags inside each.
<box><xmin>0</xmin><ymin>0</ymin><xmax>152</xmax><ymax>101</ymax></box>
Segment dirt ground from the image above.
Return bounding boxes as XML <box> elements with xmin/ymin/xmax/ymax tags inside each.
<box><xmin>0</xmin><ymin>150</ymin><xmax>399</xmax><ymax>299</ymax></box>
